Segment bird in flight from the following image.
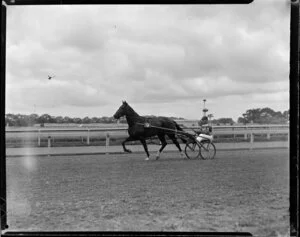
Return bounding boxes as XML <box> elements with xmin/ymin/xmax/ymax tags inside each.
<box><xmin>48</xmin><ymin>75</ymin><xmax>55</xmax><ymax>80</ymax></box>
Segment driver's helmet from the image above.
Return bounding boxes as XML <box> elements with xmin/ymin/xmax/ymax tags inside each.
<box><xmin>198</xmin><ymin>116</ymin><xmax>208</xmax><ymax>126</ymax></box>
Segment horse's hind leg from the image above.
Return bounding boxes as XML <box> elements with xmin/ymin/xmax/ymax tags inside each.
<box><xmin>167</xmin><ymin>134</ymin><xmax>185</xmax><ymax>158</ymax></box>
<box><xmin>156</xmin><ymin>134</ymin><xmax>167</xmax><ymax>160</ymax></box>
<box><xmin>140</xmin><ymin>139</ymin><xmax>150</xmax><ymax>160</ymax></box>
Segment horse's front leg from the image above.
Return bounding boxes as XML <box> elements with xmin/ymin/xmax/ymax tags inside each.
<box><xmin>140</xmin><ymin>138</ymin><xmax>150</xmax><ymax>160</ymax></box>
<box><xmin>122</xmin><ymin>136</ymin><xmax>136</xmax><ymax>153</ymax></box>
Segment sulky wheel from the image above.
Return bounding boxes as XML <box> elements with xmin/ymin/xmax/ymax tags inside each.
<box><xmin>184</xmin><ymin>140</ymin><xmax>201</xmax><ymax>159</ymax></box>
<box><xmin>199</xmin><ymin>140</ymin><xmax>216</xmax><ymax>160</ymax></box>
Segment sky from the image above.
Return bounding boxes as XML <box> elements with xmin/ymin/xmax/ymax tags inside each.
<box><xmin>5</xmin><ymin>1</ymin><xmax>290</xmax><ymax>121</ymax></box>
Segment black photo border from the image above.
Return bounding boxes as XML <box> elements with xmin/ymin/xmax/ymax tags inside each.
<box><xmin>0</xmin><ymin>1</ymin><xmax>298</xmax><ymax>236</ymax></box>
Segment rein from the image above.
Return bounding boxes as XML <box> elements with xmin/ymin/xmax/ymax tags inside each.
<box><xmin>136</xmin><ymin>122</ymin><xmax>191</xmax><ymax>137</ymax></box>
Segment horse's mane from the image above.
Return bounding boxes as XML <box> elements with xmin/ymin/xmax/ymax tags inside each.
<box><xmin>125</xmin><ymin>103</ymin><xmax>139</xmax><ymax>117</ymax></box>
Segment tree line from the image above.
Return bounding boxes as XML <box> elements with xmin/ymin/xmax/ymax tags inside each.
<box><xmin>237</xmin><ymin>108</ymin><xmax>289</xmax><ymax>125</ymax></box>
<box><xmin>5</xmin><ymin>113</ymin><xmax>119</xmax><ymax>127</ymax></box>
<box><xmin>5</xmin><ymin>107</ymin><xmax>289</xmax><ymax>127</ymax></box>
<box><xmin>208</xmin><ymin>108</ymin><xmax>289</xmax><ymax>125</ymax></box>
<box><xmin>5</xmin><ymin>113</ymin><xmax>185</xmax><ymax>127</ymax></box>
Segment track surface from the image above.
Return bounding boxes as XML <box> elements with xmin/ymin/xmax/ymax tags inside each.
<box><xmin>6</xmin><ymin>149</ymin><xmax>289</xmax><ymax>236</ymax></box>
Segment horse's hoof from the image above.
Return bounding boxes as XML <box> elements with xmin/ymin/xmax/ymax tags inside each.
<box><xmin>156</xmin><ymin>151</ymin><xmax>160</xmax><ymax>160</ymax></box>
<box><xmin>145</xmin><ymin>157</ymin><xmax>150</xmax><ymax>161</ymax></box>
<box><xmin>126</xmin><ymin>150</ymin><xmax>132</xmax><ymax>153</ymax></box>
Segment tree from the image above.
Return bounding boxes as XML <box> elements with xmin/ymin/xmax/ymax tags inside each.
<box><xmin>242</xmin><ymin>108</ymin><xmax>261</xmax><ymax>124</ymax></box>
<box><xmin>25</xmin><ymin>114</ymin><xmax>39</xmax><ymax>126</ymax></box>
<box><xmin>217</xmin><ymin>118</ymin><xmax>235</xmax><ymax>125</ymax></box>
<box><xmin>237</xmin><ymin>117</ymin><xmax>247</xmax><ymax>124</ymax></box>
<box><xmin>82</xmin><ymin>117</ymin><xmax>91</xmax><ymax>124</ymax></box>
<box><xmin>5</xmin><ymin>114</ymin><xmax>17</xmax><ymax>126</ymax></box>
<box><xmin>240</xmin><ymin>108</ymin><xmax>288</xmax><ymax>124</ymax></box>
<box><xmin>73</xmin><ymin>117</ymin><xmax>82</xmax><ymax>124</ymax></box>
<box><xmin>55</xmin><ymin>116</ymin><xmax>64</xmax><ymax>123</ymax></box>
<box><xmin>63</xmin><ymin>116</ymin><xmax>73</xmax><ymax>123</ymax></box>
<box><xmin>91</xmin><ymin>117</ymin><xmax>100</xmax><ymax>123</ymax></box>
<box><xmin>283</xmin><ymin>110</ymin><xmax>289</xmax><ymax>122</ymax></box>
<box><xmin>37</xmin><ymin>114</ymin><xmax>53</xmax><ymax>124</ymax></box>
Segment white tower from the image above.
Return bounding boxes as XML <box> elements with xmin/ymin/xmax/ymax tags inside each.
<box><xmin>203</xmin><ymin>99</ymin><xmax>208</xmax><ymax>117</ymax></box>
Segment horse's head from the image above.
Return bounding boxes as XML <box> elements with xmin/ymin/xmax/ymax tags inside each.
<box><xmin>113</xmin><ymin>101</ymin><xmax>129</xmax><ymax>119</ymax></box>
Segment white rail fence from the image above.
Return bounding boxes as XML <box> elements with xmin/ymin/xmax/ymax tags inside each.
<box><xmin>6</xmin><ymin>125</ymin><xmax>289</xmax><ymax>149</ymax></box>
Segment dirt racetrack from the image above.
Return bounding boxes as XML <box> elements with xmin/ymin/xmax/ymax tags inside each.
<box><xmin>6</xmin><ymin>149</ymin><xmax>289</xmax><ymax>236</ymax></box>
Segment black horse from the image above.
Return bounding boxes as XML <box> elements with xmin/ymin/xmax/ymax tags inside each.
<box><xmin>113</xmin><ymin>101</ymin><xmax>186</xmax><ymax>160</ymax></box>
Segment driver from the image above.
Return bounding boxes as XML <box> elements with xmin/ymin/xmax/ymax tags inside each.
<box><xmin>198</xmin><ymin>116</ymin><xmax>211</xmax><ymax>134</ymax></box>
<box><xmin>198</xmin><ymin>116</ymin><xmax>208</xmax><ymax>126</ymax></box>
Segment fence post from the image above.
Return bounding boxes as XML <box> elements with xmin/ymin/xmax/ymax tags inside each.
<box><xmin>250</xmin><ymin>133</ymin><xmax>254</xmax><ymax>150</ymax></box>
<box><xmin>106</xmin><ymin>132</ymin><xmax>110</xmax><ymax>154</ymax></box>
<box><xmin>47</xmin><ymin>136</ymin><xmax>51</xmax><ymax>156</ymax></box>
<box><xmin>48</xmin><ymin>136</ymin><xmax>51</xmax><ymax>148</ymax></box>
<box><xmin>233</xmin><ymin>127</ymin><xmax>236</xmax><ymax>140</ymax></box>
<box><xmin>38</xmin><ymin>129</ymin><xmax>41</xmax><ymax>147</ymax></box>
<box><xmin>244</xmin><ymin>125</ymin><xmax>248</xmax><ymax>140</ymax></box>
<box><xmin>267</xmin><ymin>127</ymin><xmax>271</xmax><ymax>140</ymax></box>
<box><xmin>87</xmin><ymin>129</ymin><xmax>90</xmax><ymax>145</ymax></box>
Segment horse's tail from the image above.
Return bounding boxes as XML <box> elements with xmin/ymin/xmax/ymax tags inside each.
<box><xmin>174</xmin><ymin>122</ymin><xmax>187</xmax><ymax>144</ymax></box>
